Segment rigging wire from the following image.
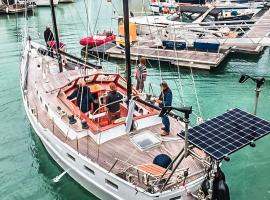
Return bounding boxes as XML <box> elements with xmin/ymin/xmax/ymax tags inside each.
<box><xmin>172</xmin><ymin>20</ymin><xmax>185</xmax><ymax>106</ymax></box>
<box><xmin>141</xmin><ymin>3</ymin><xmax>204</xmax><ymax>122</ymax></box>
<box><xmin>83</xmin><ymin>0</ymin><xmax>91</xmax><ymax>71</ymax></box>
<box><xmin>141</xmin><ymin>0</ymin><xmax>164</xmax><ymax>103</ymax></box>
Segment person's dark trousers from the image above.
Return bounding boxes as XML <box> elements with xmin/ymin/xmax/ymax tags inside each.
<box><xmin>47</xmin><ymin>44</ymin><xmax>53</xmax><ymax>57</ymax></box>
<box><xmin>161</xmin><ymin>115</ymin><xmax>170</xmax><ymax>132</ymax></box>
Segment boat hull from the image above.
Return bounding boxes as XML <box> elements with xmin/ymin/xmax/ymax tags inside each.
<box><xmin>59</xmin><ymin>0</ymin><xmax>73</xmax><ymax>3</ymax></box>
<box><xmin>20</xmin><ymin>40</ymin><xmax>205</xmax><ymax>200</ymax></box>
<box><xmin>80</xmin><ymin>35</ymin><xmax>116</xmax><ymax>47</ymax></box>
<box><xmin>35</xmin><ymin>0</ymin><xmax>58</xmax><ymax>6</ymax></box>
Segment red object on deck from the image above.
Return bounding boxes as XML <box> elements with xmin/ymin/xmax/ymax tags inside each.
<box><xmin>79</xmin><ymin>34</ymin><xmax>116</xmax><ymax>47</ymax></box>
<box><xmin>48</xmin><ymin>41</ymin><xmax>65</xmax><ymax>49</ymax></box>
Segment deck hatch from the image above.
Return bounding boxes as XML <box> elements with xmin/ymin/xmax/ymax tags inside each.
<box><xmin>131</xmin><ymin>130</ymin><xmax>160</xmax><ymax>151</ymax></box>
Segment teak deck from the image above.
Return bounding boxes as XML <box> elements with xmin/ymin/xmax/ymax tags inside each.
<box><xmin>25</xmin><ymin>46</ymin><xmax>206</xmax><ymax>191</ymax></box>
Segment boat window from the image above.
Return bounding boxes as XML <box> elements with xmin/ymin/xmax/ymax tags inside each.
<box><xmin>84</xmin><ymin>166</ymin><xmax>95</xmax><ymax>175</ymax></box>
<box><xmin>167</xmin><ymin>13</ymin><xmax>180</xmax><ymax>21</ymax></box>
<box><xmin>67</xmin><ymin>153</ymin><xmax>75</xmax><ymax>161</ymax></box>
<box><xmin>105</xmin><ymin>179</ymin><xmax>118</xmax><ymax>190</ymax></box>
<box><xmin>40</xmin><ymin>97</ymin><xmax>42</xmax><ymax>103</ymax></box>
<box><xmin>170</xmin><ymin>196</ymin><xmax>181</xmax><ymax>200</ymax></box>
<box><xmin>95</xmin><ymin>74</ymin><xmax>117</xmax><ymax>82</ymax></box>
<box><xmin>117</xmin><ymin>78</ymin><xmax>127</xmax><ymax>90</ymax></box>
<box><xmin>45</xmin><ymin>105</ymin><xmax>48</xmax><ymax>112</ymax></box>
<box><xmin>84</xmin><ymin>75</ymin><xmax>95</xmax><ymax>82</ymax></box>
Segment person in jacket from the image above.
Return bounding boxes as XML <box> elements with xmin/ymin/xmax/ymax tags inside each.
<box><xmin>155</xmin><ymin>81</ymin><xmax>172</xmax><ymax>136</ymax></box>
<box><xmin>44</xmin><ymin>26</ymin><xmax>55</xmax><ymax>57</ymax></box>
<box><xmin>67</xmin><ymin>78</ymin><xmax>94</xmax><ymax>113</ymax></box>
<box><xmin>106</xmin><ymin>83</ymin><xmax>123</xmax><ymax>123</ymax></box>
<box><xmin>135</xmin><ymin>57</ymin><xmax>147</xmax><ymax>92</ymax></box>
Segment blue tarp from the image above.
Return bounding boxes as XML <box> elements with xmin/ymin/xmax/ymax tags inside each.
<box><xmin>193</xmin><ymin>40</ymin><xmax>220</xmax><ymax>52</ymax></box>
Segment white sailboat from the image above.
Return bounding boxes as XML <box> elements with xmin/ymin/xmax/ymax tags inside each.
<box><xmin>20</xmin><ymin>0</ymin><xmax>270</xmax><ymax>199</ymax></box>
<box><xmin>58</xmin><ymin>0</ymin><xmax>73</xmax><ymax>3</ymax></box>
<box><xmin>35</xmin><ymin>0</ymin><xmax>58</xmax><ymax>6</ymax></box>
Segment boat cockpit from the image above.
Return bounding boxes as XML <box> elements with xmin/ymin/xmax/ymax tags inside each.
<box><xmin>58</xmin><ymin>72</ymin><xmax>160</xmax><ymax>134</ymax></box>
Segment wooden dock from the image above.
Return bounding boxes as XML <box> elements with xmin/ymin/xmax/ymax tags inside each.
<box><xmin>233</xmin><ymin>8</ymin><xmax>270</xmax><ymax>54</ymax></box>
<box><xmin>86</xmin><ymin>8</ymin><xmax>270</xmax><ymax>69</ymax></box>
<box><xmin>106</xmin><ymin>46</ymin><xmax>230</xmax><ymax>70</ymax></box>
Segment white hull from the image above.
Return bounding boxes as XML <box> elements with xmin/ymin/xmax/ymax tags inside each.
<box><xmin>35</xmin><ymin>0</ymin><xmax>59</xmax><ymax>6</ymax></box>
<box><xmin>59</xmin><ymin>0</ymin><xmax>74</xmax><ymax>3</ymax></box>
<box><xmin>20</xmin><ymin>40</ymin><xmax>205</xmax><ymax>200</ymax></box>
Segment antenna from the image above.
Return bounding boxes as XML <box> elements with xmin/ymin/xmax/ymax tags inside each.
<box><xmin>239</xmin><ymin>75</ymin><xmax>265</xmax><ymax>115</ymax></box>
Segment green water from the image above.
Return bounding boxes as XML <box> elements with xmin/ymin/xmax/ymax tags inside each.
<box><xmin>0</xmin><ymin>1</ymin><xmax>270</xmax><ymax>199</ymax></box>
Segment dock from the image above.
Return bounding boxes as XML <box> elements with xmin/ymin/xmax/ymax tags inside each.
<box><xmin>87</xmin><ymin>6</ymin><xmax>270</xmax><ymax>70</ymax></box>
<box><xmin>233</xmin><ymin>8</ymin><xmax>270</xmax><ymax>54</ymax></box>
<box><xmin>88</xmin><ymin>39</ymin><xmax>230</xmax><ymax>70</ymax></box>
<box><xmin>106</xmin><ymin>46</ymin><xmax>230</xmax><ymax>70</ymax></box>
<box><xmin>0</xmin><ymin>4</ymin><xmax>35</xmax><ymax>14</ymax></box>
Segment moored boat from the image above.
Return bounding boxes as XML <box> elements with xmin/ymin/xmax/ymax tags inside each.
<box><xmin>0</xmin><ymin>0</ymin><xmax>36</xmax><ymax>14</ymax></box>
<box><xmin>35</xmin><ymin>0</ymin><xmax>58</xmax><ymax>6</ymax></box>
<box><xmin>20</xmin><ymin>0</ymin><xmax>270</xmax><ymax>199</ymax></box>
<box><xmin>80</xmin><ymin>32</ymin><xmax>116</xmax><ymax>48</ymax></box>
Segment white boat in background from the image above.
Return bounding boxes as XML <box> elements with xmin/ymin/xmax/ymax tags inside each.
<box><xmin>59</xmin><ymin>0</ymin><xmax>73</xmax><ymax>3</ymax></box>
<box><xmin>35</xmin><ymin>0</ymin><xmax>58</xmax><ymax>6</ymax></box>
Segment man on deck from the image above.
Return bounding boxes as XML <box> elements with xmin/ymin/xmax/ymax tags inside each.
<box><xmin>106</xmin><ymin>83</ymin><xmax>123</xmax><ymax>123</ymax></box>
<box><xmin>155</xmin><ymin>81</ymin><xmax>172</xmax><ymax>136</ymax></box>
<box><xmin>44</xmin><ymin>26</ymin><xmax>54</xmax><ymax>57</ymax></box>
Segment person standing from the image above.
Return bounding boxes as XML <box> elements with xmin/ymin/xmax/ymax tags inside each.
<box><xmin>155</xmin><ymin>81</ymin><xmax>172</xmax><ymax>136</ymax></box>
<box><xmin>135</xmin><ymin>57</ymin><xmax>147</xmax><ymax>92</ymax></box>
<box><xmin>44</xmin><ymin>26</ymin><xmax>55</xmax><ymax>57</ymax></box>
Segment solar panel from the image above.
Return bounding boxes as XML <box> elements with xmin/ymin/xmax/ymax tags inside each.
<box><xmin>178</xmin><ymin>108</ymin><xmax>270</xmax><ymax>160</ymax></box>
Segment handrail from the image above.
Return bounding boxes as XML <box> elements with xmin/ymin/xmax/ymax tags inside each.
<box><xmin>92</xmin><ymin>98</ymin><xmax>125</xmax><ymax>116</ymax></box>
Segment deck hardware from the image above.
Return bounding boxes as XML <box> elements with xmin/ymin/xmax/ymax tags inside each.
<box><xmin>81</xmin><ymin>120</ymin><xmax>89</xmax><ymax>129</ymax></box>
<box><xmin>239</xmin><ymin>74</ymin><xmax>265</xmax><ymax>115</ymax></box>
<box><xmin>68</xmin><ymin>114</ymin><xmax>77</xmax><ymax>124</ymax></box>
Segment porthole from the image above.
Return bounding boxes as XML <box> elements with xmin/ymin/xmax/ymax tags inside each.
<box><xmin>84</xmin><ymin>166</ymin><xmax>95</xmax><ymax>175</ymax></box>
<box><xmin>105</xmin><ymin>179</ymin><xmax>118</xmax><ymax>190</ymax></box>
<box><xmin>45</xmin><ymin>105</ymin><xmax>48</xmax><ymax>112</ymax></box>
<box><xmin>67</xmin><ymin>153</ymin><xmax>75</xmax><ymax>161</ymax></box>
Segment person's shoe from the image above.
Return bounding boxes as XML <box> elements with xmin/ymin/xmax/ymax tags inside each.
<box><xmin>161</xmin><ymin>131</ymin><xmax>170</xmax><ymax>136</ymax></box>
<box><xmin>161</xmin><ymin>127</ymin><xmax>166</xmax><ymax>131</ymax></box>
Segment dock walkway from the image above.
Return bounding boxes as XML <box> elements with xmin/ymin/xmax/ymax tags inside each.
<box><xmin>106</xmin><ymin>45</ymin><xmax>230</xmax><ymax>70</ymax></box>
<box><xmin>233</xmin><ymin>8</ymin><xmax>270</xmax><ymax>54</ymax></box>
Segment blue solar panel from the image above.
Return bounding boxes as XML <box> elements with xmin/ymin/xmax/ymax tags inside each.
<box><xmin>178</xmin><ymin>108</ymin><xmax>270</xmax><ymax>160</ymax></box>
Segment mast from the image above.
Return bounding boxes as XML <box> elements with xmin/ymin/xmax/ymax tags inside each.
<box><xmin>50</xmin><ymin>0</ymin><xmax>63</xmax><ymax>73</ymax></box>
<box><xmin>122</xmin><ymin>0</ymin><xmax>132</xmax><ymax>102</ymax></box>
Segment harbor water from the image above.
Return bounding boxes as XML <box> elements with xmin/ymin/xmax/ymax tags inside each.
<box><xmin>0</xmin><ymin>0</ymin><xmax>270</xmax><ymax>199</ymax></box>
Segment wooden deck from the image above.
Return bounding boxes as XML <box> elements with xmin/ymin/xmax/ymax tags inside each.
<box><xmin>105</xmin><ymin>45</ymin><xmax>229</xmax><ymax>70</ymax></box>
<box><xmin>25</xmin><ymin>44</ymin><xmax>206</xmax><ymax>191</ymax></box>
<box><xmin>233</xmin><ymin>8</ymin><xmax>270</xmax><ymax>54</ymax></box>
